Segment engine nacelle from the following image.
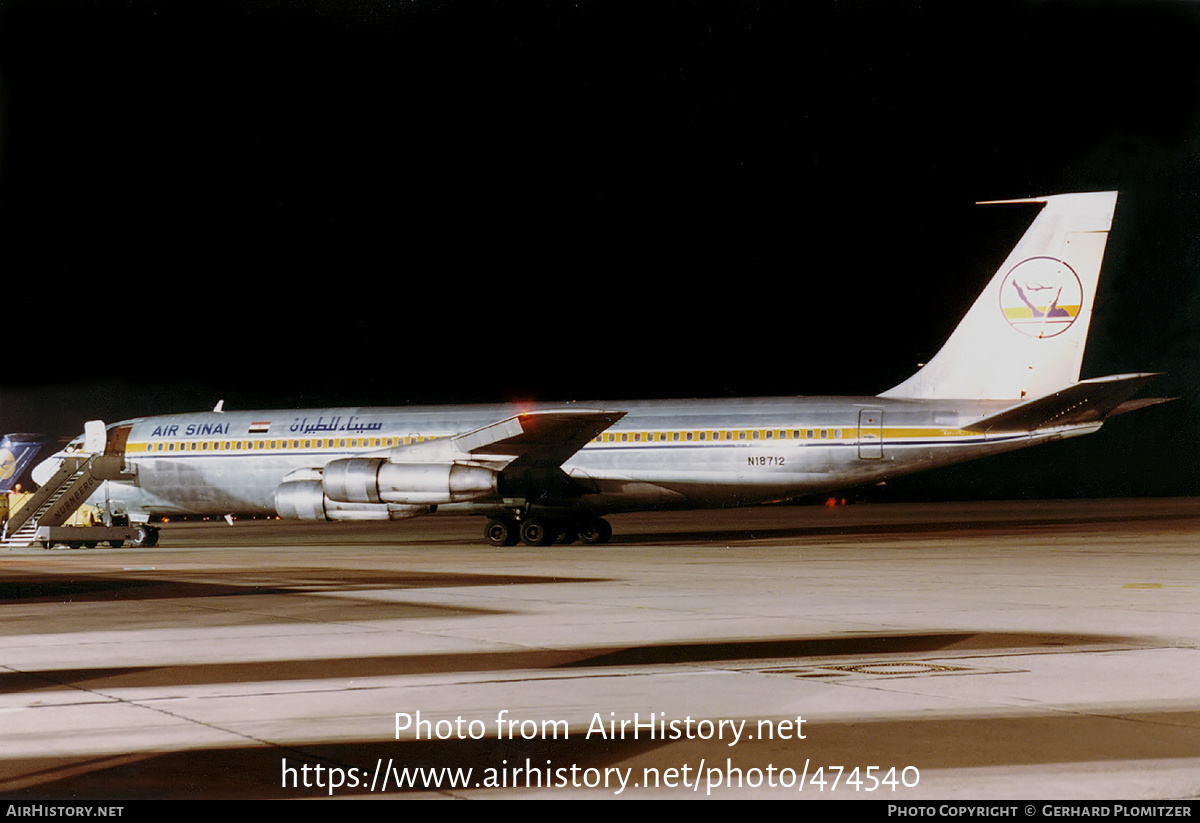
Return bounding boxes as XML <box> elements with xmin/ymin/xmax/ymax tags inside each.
<box><xmin>275</xmin><ymin>478</ymin><xmax>327</xmax><ymax>520</ymax></box>
<box><xmin>322</xmin><ymin>458</ymin><xmax>387</xmax><ymax>505</ymax></box>
<box><xmin>322</xmin><ymin>459</ymin><xmax>498</xmax><ymax>506</ymax></box>
<box><xmin>274</xmin><ymin>478</ymin><xmax>433</xmax><ymax>521</ymax></box>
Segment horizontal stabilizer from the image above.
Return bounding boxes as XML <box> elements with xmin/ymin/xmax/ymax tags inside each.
<box><xmin>966</xmin><ymin>373</ymin><xmax>1164</xmax><ymax>433</ymax></box>
<box><xmin>1108</xmin><ymin>397</ymin><xmax>1176</xmax><ymax>418</ymax></box>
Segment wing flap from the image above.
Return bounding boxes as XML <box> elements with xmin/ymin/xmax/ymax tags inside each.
<box><xmin>450</xmin><ymin>416</ymin><xmax>527</xmax><ymax>454</ymax></box>
<box><xmin>463</xmin><ymin>409</ymin><xmax>626</xmax><ymax>469</ymax></box>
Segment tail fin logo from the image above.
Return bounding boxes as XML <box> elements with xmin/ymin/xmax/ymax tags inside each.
<box><xmin>0</xmin><ymin>449</ymin><xmax>19</xmax><ymax>482</ymax></box>
<box><xmin>999</xmin><ymin>256</ymin><xmax>1083</xmax><ymax>338</ymax></box>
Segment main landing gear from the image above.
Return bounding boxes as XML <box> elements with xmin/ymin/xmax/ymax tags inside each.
<box><xmin>484</xmin><ymin>515</ymin><xmax>612</xmax><ymax>547</ymax></box>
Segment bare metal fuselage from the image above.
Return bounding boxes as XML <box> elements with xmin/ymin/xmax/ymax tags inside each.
<box><xmin>88</xmin><ymin>395</ymin><xmax>1086</xmax><ymax>521</ymax></box>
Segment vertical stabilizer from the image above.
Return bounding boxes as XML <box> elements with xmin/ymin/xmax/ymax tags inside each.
<box><xmin>0</xmin><ymin>434</ymin><xmax>47</xmax><ymax>492</ymax></box>
<box><xmin>880</xmin><ymin>191</ymin><xmax>1118</xmax><ymax>401</ymax></box>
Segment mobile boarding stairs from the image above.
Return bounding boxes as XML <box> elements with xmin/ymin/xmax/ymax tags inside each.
<box><xmin>1</xmin><ymin>422</ymin><xmax>145</xmax><ymax>549</ymax></box>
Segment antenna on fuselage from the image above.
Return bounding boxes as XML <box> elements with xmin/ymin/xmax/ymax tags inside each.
<box><xmin>213</xmin><ymin>400</ymin><xmax>225</xmax><ymax>413</ymax></box>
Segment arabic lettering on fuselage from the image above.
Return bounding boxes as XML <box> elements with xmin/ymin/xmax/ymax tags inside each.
<box><xmin>289</xmin><ymin>416</ymin><xmax>384</xmax><ymax>435</ymax></box>
<box><xmin>146</xmin><ymin>416</ymin><xmax>384</xmax><ymax>439</ymax></box>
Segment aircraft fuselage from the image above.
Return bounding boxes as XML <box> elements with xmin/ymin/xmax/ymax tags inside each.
<box><xmin>84</xmin><ymin>395</ymin><xmax>1083</xmax><ymax>521</ymax></box>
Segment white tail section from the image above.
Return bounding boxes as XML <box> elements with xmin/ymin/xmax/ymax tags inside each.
<box><xmin>880</xmin><ymin>191</ymin><xmax>1118</xmax><ymax>401</ymax></box>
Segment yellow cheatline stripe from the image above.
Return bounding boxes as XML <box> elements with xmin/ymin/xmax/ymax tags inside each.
<box><xmin>884</xmin><ymin>428</ymin><xmax>976</xmax><ymax>439</ymax></box>
<box><xmin>127</xmin><ymin>437</ymin><xmax>411</xmax><ymax>454</ymax></box>
<box><xmin>592</xmin><ymin>427</ymin><xmax>979</xmax><ymax>444</ymax></box>
<box><xmin>126</xmin><ymin>427</ymin><xmax>989</xmax><ymax>456</ymax></box>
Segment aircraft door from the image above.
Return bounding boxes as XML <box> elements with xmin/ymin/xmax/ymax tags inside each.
<box><xmin>102</xmin><ymin>424</ymin><xmax>134</xmax><ymax>477</ymax></box>
<box><xmin>858</xmin><ymin>409</ymin><xmax>883</xmax><ymax>459</ymax></box>
<box><xmin>105</xmin><ymin>425</ymin><xmax>132</xmax><ymax>458</ymax></box>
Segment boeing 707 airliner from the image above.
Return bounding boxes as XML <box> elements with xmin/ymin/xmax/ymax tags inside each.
<box><xmin>30</xmin><ymin>192</ymin><xmax>1167</xmax><ymax>546</ymax></box>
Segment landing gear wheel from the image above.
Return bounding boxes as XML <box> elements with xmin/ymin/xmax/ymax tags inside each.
<box><xmin>520</xmin><ymin>518</ymin><xmax>559</xmax><ymax>547</ymax></box>
<box><xmin>129</xmin><ymin>525</ymin><xmax>159</xmax><ymax>548</ymax></box>
<box><xmin>484</xmin><ymin>518</ymin><xmax>520</xmax><ymax>547</ymax></box>
<box><xmin>576</xmin><ymin>517</ymin><xmax>612</xmax><ymax>545</ymax></box>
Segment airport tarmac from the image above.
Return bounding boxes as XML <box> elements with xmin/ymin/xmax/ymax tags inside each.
<box><xmin>0</xmin><ymin>498</ymin><xmax>1197</xmax><ymax>799</ymax></box>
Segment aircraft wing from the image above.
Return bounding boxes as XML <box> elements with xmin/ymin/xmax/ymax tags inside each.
<box><xmin>455</xmin><ymin>409</ymin><xmax>626</xmax><ymax>469</ymax></box>
<box><xmin>965</xmin><ymin>373</ymin><xmax>1168</xmax><ymax>433</ymax></box>
<box><xmin>388</xmin><ymin>408</ymin><xmax>625</xmax><ymax>470</ymax></box>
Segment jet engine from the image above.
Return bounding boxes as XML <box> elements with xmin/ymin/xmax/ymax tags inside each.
<box><xmin>273</xmin><ymin>477</ymin><xmax>432</xmax><ymax>521</ymax></box>
<box><xmin>321</xmin><ymin>458</ymin><xmax>498</xmax><ymax>505</ymax></box>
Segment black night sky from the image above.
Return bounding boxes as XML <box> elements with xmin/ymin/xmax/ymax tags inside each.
<box><xmin>1</xmin><ymin>0</ymin><xmax>1197</xmax><ymax>499</ymax></box>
